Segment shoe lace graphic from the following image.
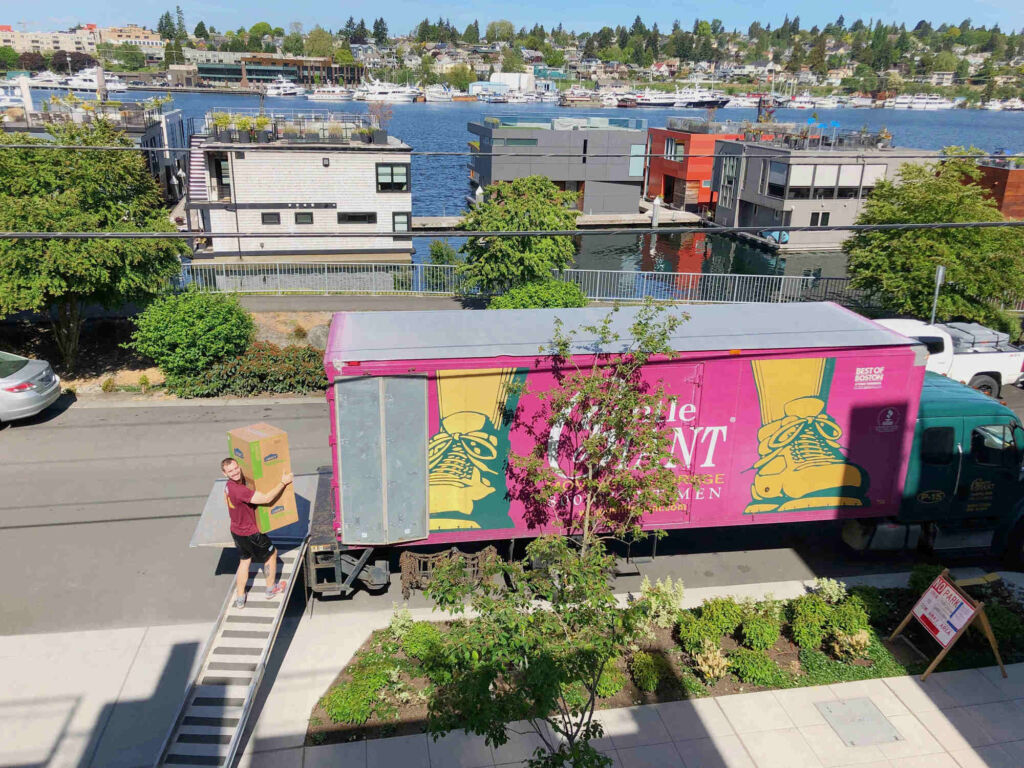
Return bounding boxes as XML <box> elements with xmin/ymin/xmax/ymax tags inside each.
<box><xmin>758</xmin><ymin>415</ymin><xmax>844</xmax><ymax>470</ymax></box>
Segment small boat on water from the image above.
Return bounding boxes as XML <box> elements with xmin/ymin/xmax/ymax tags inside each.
<box><xmin>617</xmin><ymin>95</ymin><xmax>638</xmax><ymax>108</ymax></box>
<box><xmin>265</xmin><ymin>75</ymin><xmax>306</xmax><ymax>97</ymax></box>
<box><xmin>559</xmin><ymin>86</ymin><xmax>596</xmax><ymax>106</ymax></box>
<box><xmin>363</xmin><ymin>79</ymin><xmax>418</xmax><ymax>102</ymax></box>
<box><xmin>65</xmin><ymin>67</ymin><xmax>127</xmax><ymax>93</ymax></box>
<box><xmin>424</xmin><ymin>84</ymin><xmax>454</xmax><ymax>102</ymax></box>
<box><xmin>537</xmin><ymin>91</ymin><xmax>559</xmax><ymax>103</ymax></box>
<box><xmin>307</xmin><ymin>84</ymin><xmax>353</xmax><ymax>101</ymax></box>
<box><xmin>724</xmin><ymin>95</ymin><xmax>759</xmax><ymax>108</ymax></box>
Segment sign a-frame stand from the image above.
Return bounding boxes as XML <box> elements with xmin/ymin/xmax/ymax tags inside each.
<box><xmin>889</xmin><ymin>569</ymin><xmax>1007</xmax><ymax>681</ymax></box>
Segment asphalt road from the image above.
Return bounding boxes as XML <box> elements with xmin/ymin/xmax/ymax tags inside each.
<box><xmin>4</xmin><ymin>383</ymin><xmax>1022</xmax><ymax>636</ymax></box>
<box><xmin>0</xmin><ymin>397</ymin><xmax>331</xmax><ymax>635</ymax></box>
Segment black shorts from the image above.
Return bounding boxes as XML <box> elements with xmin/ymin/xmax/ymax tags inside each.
<box><xmin>232</xmin><ymin>532</ymin><xmax>275</xmax><ymax>564</ymax></box>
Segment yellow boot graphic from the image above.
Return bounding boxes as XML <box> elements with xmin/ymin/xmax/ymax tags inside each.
<box><xmin>745</xmin><ymin>360</ymin><xmax>868</xmax><ymax>514</ymax></box>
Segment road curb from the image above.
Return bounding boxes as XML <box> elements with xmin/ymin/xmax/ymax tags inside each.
<box><xmin>69</xmin><ymin>394</ymin><xmax>325</xmax><ymax>409</ymax></box>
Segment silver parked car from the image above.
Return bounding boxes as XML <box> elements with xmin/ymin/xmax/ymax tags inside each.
<box><xmin>0</xmin><ymin>351</ymin><xmax>62</xmax><ymax>424</ymax></box>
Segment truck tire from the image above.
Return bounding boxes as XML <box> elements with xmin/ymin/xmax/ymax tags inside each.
<box><xmin>969</xmin><ymin>374</ymin><xmax>999</xmax><ymax>398</ymax></box>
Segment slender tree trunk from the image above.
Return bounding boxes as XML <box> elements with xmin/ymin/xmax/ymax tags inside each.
<box><xmin>51</xmin><ymin>296</ymin><xmax>83</xmax><ymax>373</ymax></box>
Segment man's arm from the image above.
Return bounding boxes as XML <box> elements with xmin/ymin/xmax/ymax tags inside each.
<box><xmin>250</xmin><ymin>472</ymin><xmax>295</xmax><ymax>505</ymax></box>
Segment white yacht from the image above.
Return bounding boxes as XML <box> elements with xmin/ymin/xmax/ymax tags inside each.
<box><xmin>847</xmin><ymin>96</ymin><xmax>875</xmax><ymax>108</ymax></box>
<box><xmin>506</xmin><ymin>91</ymin><xmax>531</xmax><ymax>104</ymax></box>
<box><xmin>784</xmin><ymin>92</ymin><xmax>817</xmax><ymax>109</ymax></box>
<box><xmin>885</xmin><ymin>94</ymin><xmax>914</xmax><ymax>109</ymax></box>
<box><xmin>65</xmin><ymin>67</ymin><xmax>127</xmax><ymax>92</ymax></box>
<box><xmin>910</xmin><ymin>93</ymin><xmax>955</xmax><ymax>110</ymax></box>
<box><xmin>362</xmin><ymin>78</ymin><xmax>418</xmax><ymax>103</ymax></box>
<box><xmin>265</xmin><ymin>76</ymin><xmax>306</xmax><ymax>97</ymax></box>
<box><xmin>29</xmin><ymin>70</ymin><xmax>65</xmax><ymax>87</ymax></box>
<box><xmin>724</xmin><ymin>95</ymin><xmax>759</xmax><ymax>108</ymax></box>
<box><xmin>671</xmin><ymin>87</ymin><xmax>730</xmax><ymax>108</ymax></box>
<box><xmin>1002</xmin><ymin>97</ymin><xmax>1024</xmax><ymax>112</ymax></box>
<box><xmin>538</xmin><ymin>91</ymin><xmax>559</xmax><ymax>103</ymax></box>
<box><xmin>480</xmin><ymin>91</ymin><xmax>508</xmax><ymax>104</ymax></box>
<box><xmin>635</xmin><ymin>88</ymin><xmax>678</xmax><ymax>107</ymax></box>
<box><xmin>983</xmin><ymin>99</ymin><xmax>1005</xmax><ymax>111</ymax></box>
<box><xmin>814</xmin><ymin>95</ymin><xmax>840</xmax><ymax>109</ymax></box>
<box><xmin>424</xmin><ymin>84</ymin><xmax>454</xmax><ymax>102</ymax></box>
<box><xmin>307</xmin><ymin>84</ymin><xmax>353</xmax><ymax>101</ymax></box>
<box><xmin>558</xmin><ymin>86</ymin><xmax>595</xmax><ymax>105</ymax></box>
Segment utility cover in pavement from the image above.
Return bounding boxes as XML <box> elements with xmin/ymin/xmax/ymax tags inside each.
<box><xmin>816</xmin><ymin>698</ymin><xmax>904</xmax><ymax>746</ymax></box>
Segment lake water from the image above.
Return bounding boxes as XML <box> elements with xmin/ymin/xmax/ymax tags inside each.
<box><xmin>40</xmin><ymin>89</ymin><xmax>1024</xmax><ymax>274</ymax></box>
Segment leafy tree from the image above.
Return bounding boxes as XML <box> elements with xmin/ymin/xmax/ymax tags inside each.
<box><xmin>18</xmin><ymin>52</ymin><xmax>45</xmax><ymax>71</ymax></box>
<box><xmin>305</xmin><ymin>26</ymin><xmax>334</xmax><ymax>57</ymax></box>
<box><xmin>248</xmin><ymin>22</ymin><xmax>273</xmax><ymax>41</ymax></box>
<box><xmin>372</xmin><ymin>18</ymin><xmax>389</xmax><ymax>46</ymax></box>
<box><xmin>425</xmin><ymin>301</ymin><xmax>687</xmax><ymax>767</ymax></box>
<box><xmin>0</xmin><ymin>122</ymin><xmax>185</xmax><ymax>370</ymax></box>
<box><xmin>282</xmin><ymin>32</ymin><xmax>304</xmax><ymax>56</ymax></box>
<box><xmin>333</xmin><ymin>43</ymin><xmax>355</xmax><ymax>65</ymax></box>
<box><xmin>342</xmin><ymin>16</ymin><xmax>357</xmax><ymax>41</ymax></box>
<box><xmin>352</xmin><ymin>19</ymin><xmax>370</xmax><ymax>45</ymax></box>
<box><xmin>544</xmin><ymin>48</ymin><xmax>566</xmax><ymax>67</ymax></box>
<box><xmin>52</xmin><ymin>50</ymin><xmax>95</xmax><ymax>73</ymax></box>
<box><xmin>163</xmin><ymin>41</ymin><xmax>184</xmax><ymax>66</ymax></box>
<box><xmin>459</xmin><ymin>176</ymin><xmax>577</xmax><ymax>295</ymax></box>
<box><xmin>808</xmin><ymin>36</ymin><xmax>827</xmax><ymax>76</ymax></box>
<box><xmin>174</xmin><ymin>5</ymin><xmax>187</xmax><ymax>40</ymax></box>
<box><xmin>462</xmin><ymin>20</ymin><xmax>480</xmax><ymax>44</ymax></box>
<box><xmin>844</xmin><ymin>152</ymin><xmax>1024</xmax><ymax>332</ymax></box>
<box><xmin>0</xmin><ymin>46</ymin><xmax>18</xmax><ymax>70</ymax></box>
<box><xmin>157</xmin><ymin>11</ymin><xmax>175</xmax><ymax>39</ymax></box>
<box><xmin>501</xmin><ymin>45</ymin><xmax>525</xmax><ymax>73</ymax></box>
<box><xmin>193</xmin><ymin>21</ymin><xmax>208</xmax><ymax>39</ymax></box>
<box><xmin>485</xmin><ymin>20</ymin><xmax>515</xmax><ymax>43</ymax></box>
<box><xmin>444</xmin><ymin>64</ymin><xmax>473</xmax><ymax>91</ymax></box>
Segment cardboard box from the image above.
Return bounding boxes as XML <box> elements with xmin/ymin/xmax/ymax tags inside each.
<box><xmin>227</xmin><ymin>423</ymin><xmax>298</xmax><ymax>533</ymax></box>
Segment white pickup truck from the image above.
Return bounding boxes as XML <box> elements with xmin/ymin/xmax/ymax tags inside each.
<box><xmin>875</xmin><ymin>318</ymin><xmax>1024</xmax><ymax>397</ymax></box>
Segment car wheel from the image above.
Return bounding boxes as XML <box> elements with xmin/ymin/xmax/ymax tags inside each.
<box><xmin>969</xmin><ymin>374</ymin><xmax>999</xmax><ymax>398</ymax></box>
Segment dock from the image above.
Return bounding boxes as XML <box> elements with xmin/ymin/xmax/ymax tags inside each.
<box><xmin>411</xmin><ymin>208</ymin><xmax>699</xmax><ymax>233</ymax></box>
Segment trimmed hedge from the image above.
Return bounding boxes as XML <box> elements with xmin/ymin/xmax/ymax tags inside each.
<box><xmin>488</xmin><ymin>279</ymin><xmax>588</xmax><ymax>309</ymax></box>
<box><xmin>169</xmin><ymin>341</ymin><xmax>326</xmax><ymax>397</ymax></box>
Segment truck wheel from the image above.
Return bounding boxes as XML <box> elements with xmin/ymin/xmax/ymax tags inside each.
<box><xmin>969</xmin><ymin>374</ymin><xmax>999</xmax><ymax>398</ymax></box>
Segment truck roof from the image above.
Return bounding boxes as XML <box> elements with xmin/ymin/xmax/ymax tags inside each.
<box><xmin>918</xmin><ymin>371</ymin><xmax>1018</xmax><ymax>419</ymax></box>
<box><xmin>326</xmin><ymin>302</ymin><xmax>915</xmax><ymax>363</ymax></box>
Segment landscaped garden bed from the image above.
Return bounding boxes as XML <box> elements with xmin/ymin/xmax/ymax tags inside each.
<box><xmin>306</xmin><ymin>564</ymin><xmax>1024</xmax><ymax>747</ymax></box>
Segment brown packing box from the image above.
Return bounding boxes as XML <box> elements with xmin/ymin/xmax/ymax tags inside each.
<box><xmin>227</xmin><ymin>423</ymin><xmax>299</xmax><ymax>533</ymax></box>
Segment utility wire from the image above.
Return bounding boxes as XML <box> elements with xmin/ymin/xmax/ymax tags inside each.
<box><xmin>0</xmin><ymin>143</ymin><xmax>1020</xmax><ymax>161</ymax></box>
<box><xmin>4</xmin><ymin>220</ymin><xmax>1024</xmax><ymax>240</ymax></box>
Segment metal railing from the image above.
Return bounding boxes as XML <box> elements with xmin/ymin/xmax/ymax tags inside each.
<box><xmin>177</xmin><ymin>262</ymin><xmax>880</xmax><ymax>308</ymax></box>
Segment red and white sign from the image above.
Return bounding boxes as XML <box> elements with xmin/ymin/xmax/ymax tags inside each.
<box><xmin>912</xmin><ymin>576</ymin><xmax>976</xmax><ymax>647</ymax></box>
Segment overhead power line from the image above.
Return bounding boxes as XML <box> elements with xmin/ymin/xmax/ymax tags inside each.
<box><xmin>3</xmin><ymin>220</ymin><xmax>1024</xmax><ymax>240</ymax></box>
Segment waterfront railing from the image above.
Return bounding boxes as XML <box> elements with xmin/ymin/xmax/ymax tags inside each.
<box><xmin>177</xmin><ymin>262</ymin><xmax>880</xmax><ymax>309</ymax></box>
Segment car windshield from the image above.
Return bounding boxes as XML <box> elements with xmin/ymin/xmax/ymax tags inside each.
<box><xmin>0</xmin><ymin>351</ymin><xmax>30</xmax><ymax>379</ymax></box>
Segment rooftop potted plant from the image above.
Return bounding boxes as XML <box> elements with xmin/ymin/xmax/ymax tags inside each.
<box><xmin>327</xmin><ymin>122</ymin><xmax>345</xmax><ymax>142</ymax></box>
<box><xmin>354</xmin><ymin>127</ymin><xmax>373</xmax><ymax>143</ymax></box>
<box><xmin>371</xmin><ymin>127</ymin><xmax>388</xmax><ymax>145</ymax></box>
<box><xmin>254</xmin><ymin>115</ymin><xmax>272</xmax><ymax>143</ymax></box>
<box><xmin>281</xmin><ymin>121</ymin><xmax>300</xmax><ymax>141</ymax></box>
<box><xmin>211</xmin><ymin>112</ymin><xmax>231</xmax><ymax>141</ymax></box>
<box><xmin>234</xmin><ymin>115</ymin><xmax>253</xmax><ymax>143</ymax></box>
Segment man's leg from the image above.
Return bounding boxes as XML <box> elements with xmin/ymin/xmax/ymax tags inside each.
<box><xmin>236</xmin><ymin>557</ymin><xmax>252</xmax><ymax>599</ymax></box>
<box><xmin>264</xmin><ymin>550</ymin><xmax>278</xmax><ymax>590</ymax></box>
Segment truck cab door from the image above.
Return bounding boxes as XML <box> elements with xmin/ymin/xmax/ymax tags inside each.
<box><xmin>904</xmin><ymin>418</ymin><xmax>962</xmax><ymax>521</ymax></box>
<box><xmin>952</xmin><ymin>417</ymin><xmax>1023</xmax><ymax>518</ymax></box>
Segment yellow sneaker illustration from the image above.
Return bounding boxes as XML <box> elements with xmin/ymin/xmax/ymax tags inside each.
<box><xmin>746</xmin><ymin>359</ymin><xmax>868</xmax><ymax>515</ymax></box>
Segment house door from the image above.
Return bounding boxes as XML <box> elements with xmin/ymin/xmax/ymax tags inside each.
<box><xmin>663</xmin><ymin>176</ymin><xmax>676</xmax><ymax>203</ymax></box>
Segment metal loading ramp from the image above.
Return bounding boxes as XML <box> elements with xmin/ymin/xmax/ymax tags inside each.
<box><xmin>155</xmin><ymin>474</ymin><xmax>320</xmax><ymax>767</ymax></box>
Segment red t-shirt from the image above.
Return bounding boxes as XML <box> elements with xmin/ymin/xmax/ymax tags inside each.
<box><xmin>226</xmin><ymin>479</ymin><xmax>259</xmax><ymax>536</ymax></box>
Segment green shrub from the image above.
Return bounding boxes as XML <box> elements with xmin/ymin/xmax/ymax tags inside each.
<box><xmin>320</xmin><ymin>659</ymin><xmax>391</xmax><ymax>725</ymax></box>
<box><xmin>677</xmin><ymin>612</ymin><xmax>721</xmax><ymax>656</ymax></box>
<box><xmin>700</xmin><ymin>597</ymin><xmax>743</xmax><ymax>637</ymax></box>
<box><xmin>402</xmin><ymin>621</ymin><xmax>443</xmax><ymax>661</ymax></box>
<box><xmin>101</xmin><ymin>376</ymin><xmax>116</xmax><ymax>393</ymax></box>
<box><xmin>560</xmin><ymin>682</ymin><xmax>588</xmax><ymax>713</ymax></box>
<box><xmin>729</xmin><ymin>648</ymin><xmax>788</xmax><ymax>687</ymax></box>
<box><xmin>429</xmin><ymin>239</ymin><xmax>459</xmax><ymax>265</ymax></box>
<box><xmin>636</xmin><ymin>574</ymin><xmax>685</xmax><ymax>631</ymax></box>
<box><xmin>129</xmin><ymin>290</ymin><xmax>254</xmax><ymax>377</ymax></box>
<box><xmin>488</xmin><ymin>279</ymin><xmax>588</xmax><ymax>309</ymax></box>
<box><xmin>169</xmin><ymin>342</ymin><xmax>327</xmax><ymax>397</ymax></box>
<box><xmin>388</xmin><ymin>604</ymin><xmax>414</xmax><ymax>641</ymax></box>
<box><xmin>908</xmin><ymin>563</ymin><xmax>945</xmax><ymax>595</ymax></box>
<box><xmin>828</xmin><ymin>630</ymin><xmax>871</xmax><ymax>660</ymax></box>
<box><xmin>629</xmin><ymin>651</ymin><xmax>667</xmax><ymax>693</ymax></box>
<box><xmin>693</xmin><ymin>640</ymin><xmax>729</xmax><ymax>684</ymax></box>
<box><xmin>813</xmin><ymin>577</ymin><xmax>848</xmax><ymax>604</ymax></box>
<box><xmin>985</xmin><ymin>605</ymin><xmax>1024</xmax><ymax>650</ymax></box>
<box><xmin>848</xmin><ymin>585</ymin><xmax>902</xmax><ymax>628</ymax></box>
<box><xmin>789</xmin><ymin>594</ymin><xmax>832</xmax><ymax>650</ymax></box>
<box><xmin>740</xmin><ymin>612</ymin><xmax>782</xmax><ymax>651</ymax></box>
<box><xmin>596</xmin><ymin>661</ymin><xmax>627</xmax><ymax>698</ymax></box>
<box><xmin>827</xmin><ymin>596</ymin><xmax>870</xmax><ymax>636</ymax></box>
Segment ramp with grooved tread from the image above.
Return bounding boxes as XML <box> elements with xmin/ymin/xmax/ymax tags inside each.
<box><xmin>153</xmin><ymin>542</ymin><xmax>305</xmax><ymax>767</ymax></box>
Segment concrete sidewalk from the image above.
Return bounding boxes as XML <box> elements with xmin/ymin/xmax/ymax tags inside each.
<box><xmin>4</xmin><ymin>569</ymin><xmax>1021</xmax><ymax>768</ymax></box>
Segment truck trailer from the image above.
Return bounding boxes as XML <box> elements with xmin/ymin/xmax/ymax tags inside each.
<box><xmin>307</xmin><ymin>302</ymin><xmax>1024</xmax><ymax>595</ymax></box>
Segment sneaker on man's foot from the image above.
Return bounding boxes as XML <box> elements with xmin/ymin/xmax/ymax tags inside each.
<box><xmin>266</xmin><ymin>580</ymin><xmax>287</xmax><ymax>600</ymax></box>
<box><xmin>234</xmin><ymin>595</ymin><xmax>246</xmax><ymax>609</ymax></box>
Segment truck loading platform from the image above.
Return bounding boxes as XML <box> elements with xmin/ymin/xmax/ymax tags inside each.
<box><xmin>153</xmin><ymin>474</ymin><xmax>320</xmax><ymax>768</ymax></box>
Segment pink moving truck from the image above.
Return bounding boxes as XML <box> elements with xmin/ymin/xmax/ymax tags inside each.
<box><xmin>307</xmin><ymin>303</ymin><xmax>1024</xmax><ymax>595</ymax></box>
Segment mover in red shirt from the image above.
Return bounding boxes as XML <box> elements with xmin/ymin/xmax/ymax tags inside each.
<box><xmin>220</xmin><ymin>457</ymin><xmax>294</xmax><ymax>608</ymax></box>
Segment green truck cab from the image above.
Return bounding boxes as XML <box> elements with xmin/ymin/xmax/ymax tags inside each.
<box><xmin>899</xmin><ymin>373</ymin><xmax>1024</xmax><ymax>563</ymax></box>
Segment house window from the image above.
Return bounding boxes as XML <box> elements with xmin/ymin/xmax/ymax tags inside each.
<box><xmin>505</xmin><ymin>138</ymin><xmax>538</xmax><ymax>146</ymax></box>
<box><xmin>295</xmin><ymin>211</ymin><xmax>314</xmax><ymax>225</ymax></box>
<box><xmin>393</xmin><ymin>212</ymin><xmax>411</xmax><ymax>232</ymax></box>
<box><xmin>628</xmin><ymin>145</ymin><xmax>645</xmax><ymax>177</ymax></box>
<box><xmin>337</xmin><ymin>212</ymin><xmax>377</xmax><ymax>224</ymax></box>
<box><xmin>376</xmin><ymin>163</ymin><xmax>410</xmax><ymax>192</ymax></box>
<box><xmin>809</xmin><ymin>212</ymin><xmax>830</xmax><ymax>227</ymax></box>
<box><xmin>766</xmin><ymin>161</ymin><xmax>787</xmax><ymax>198</ymax></box>
<box><xmin>261</xmin><ymin>212</ymin><xmax>280</xmax><ymax>225</ymax></box>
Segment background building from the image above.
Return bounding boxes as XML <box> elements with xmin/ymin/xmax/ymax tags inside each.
<box><xmin>468</xmin><ymin>114</ymin><xmax>648</xmax><ymax>214</ymax></box>
<box><xmin>0</xmin><ymin>24</ymin><xmax>97</xmax><ymax>54</ymax></box>
<box><xmin>711</xmin><ymin>131</ymin><xmax>936</xmax><ymax>251</ymax></box>
<box><xmin>976</xmin><ymin>155</ymin><xmax>1024</xmax><ymax>219</ymax></box>
<box><xmin>646</xmin><ymin>119</ymin><xmax>748</xmax><ymax>213</ymax></box>
<box><xmin>188</xmin><ymin>110</ymin><xmax>412</xmax><ymax>262</ymax></box>
<box><xmin>98</xmin><ymin>25</ymin><xmax>162</xmax><ymax>56</ymax></box>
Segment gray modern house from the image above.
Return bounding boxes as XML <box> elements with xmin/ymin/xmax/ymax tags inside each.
<box><xmin>710</xmin><ymin>130</ymin><xmax>936</xmax><ymax>252</ymax></box>
<box><xmin>467</xmin><ymin>115</ymin><xmax>648</xmax><ymax>214</ymax></box>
